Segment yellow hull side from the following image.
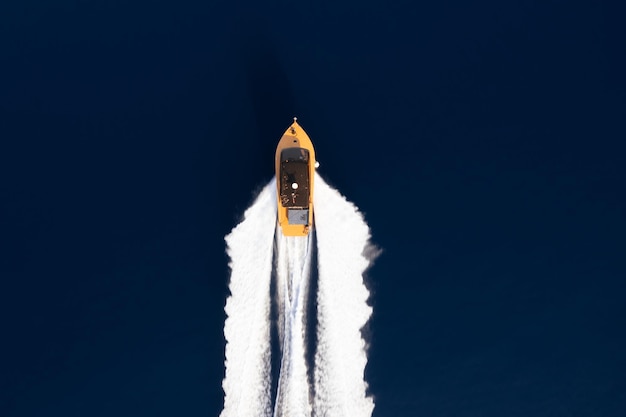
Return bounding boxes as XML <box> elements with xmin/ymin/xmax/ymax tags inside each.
<box><xmin>275</xmin><ymin>119</ymin><xmax>316</xmax><ymax>236</ymax></box>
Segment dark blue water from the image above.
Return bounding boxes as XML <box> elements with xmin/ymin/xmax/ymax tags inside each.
<box><xmin>2</xmin><ymin>1</ymin><xmax>625</xmax><ymax>415</ymax></box>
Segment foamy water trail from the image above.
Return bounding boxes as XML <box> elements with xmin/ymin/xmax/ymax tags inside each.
<box><xmin>221</xmin><ymin>173</ymin><xmax>376</xmax><ymax>417</ymax></box>
<box><xmin>313</xmin><ymin>173</ymin><xmax>375</xmax><ymax>416</ymax></box>
<box><xmin>221</xmin><ymin>180</ymin><xmax>277</xmax><ymax>417</ymax></box>
<box><xmin>273</xmin><ymin>233</ymin><xmax>313</xmax><ymax>417</ymax></box>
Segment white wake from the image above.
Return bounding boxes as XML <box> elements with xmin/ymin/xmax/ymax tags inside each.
<box><xmin>273</xmin><ymin>231</ymin><xmax>313</xmax><ymax>417</ymax></box>
<box><xmin>221</xmin><ymin>180</ymin><xmax>276</xmax><ymax>417</ymax></box>
<box><xmin>221</xmin><ymin>173</ymin><xmax>376</xmax><ymax>417</ymax></box>
<box><xmin>313</xmin><ymin>174</ymin><xmax>375</xmax><ymax>416</ymax></box>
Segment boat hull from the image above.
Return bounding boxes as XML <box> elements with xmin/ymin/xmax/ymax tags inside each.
<box><xmin>275</xmin><ymin>119</ymin><xmax>316</xmax><ymax>236</ymax></box>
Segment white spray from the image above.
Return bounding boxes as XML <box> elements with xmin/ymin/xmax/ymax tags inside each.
<box><xmin>312</xmin><ymin>173</ymin><xmax>375</xmax><ymax>416</ymax></box>
<box><xmin>221</xmin><ymin>173</ymin><xmax>376</xmax><ymax>417</ymax></box>
<box><xmin>221</xmin><ymin>180</ymin><xmax>277</xmax><ymax>417</ymax></box>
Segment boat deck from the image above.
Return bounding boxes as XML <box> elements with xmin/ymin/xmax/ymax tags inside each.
<box><xmin>279</xmin><ymin>157</ymin><xmax>310</xmax><ymax>208</ymax></box>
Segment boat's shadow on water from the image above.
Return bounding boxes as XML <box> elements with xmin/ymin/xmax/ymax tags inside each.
<box><xmin>239</xmin><ymin>14</ymin><xmax>297</xmax><ymax>144</ymax></box>
<box><xmin>218</xmin><ymin>18</ymin><xmax>298</xmax><ymax>227</ymax></box>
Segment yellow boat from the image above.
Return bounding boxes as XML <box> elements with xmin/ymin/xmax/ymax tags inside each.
<box><xmin>275</xmin><ymin>118</ymin><xmax>316</xmax><ymax>236</ymax></box>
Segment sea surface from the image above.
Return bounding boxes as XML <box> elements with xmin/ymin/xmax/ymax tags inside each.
<box><xmin>2</xmin><ymin>1</ymin><xmax>625</xmax><ymax>416</ymax></box>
